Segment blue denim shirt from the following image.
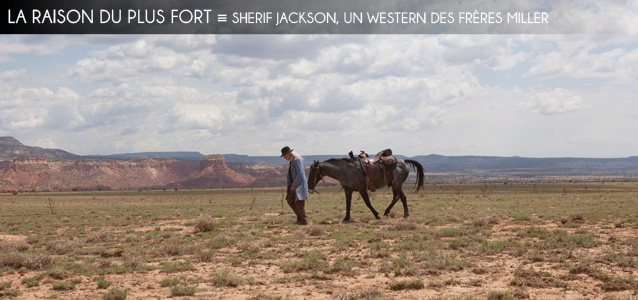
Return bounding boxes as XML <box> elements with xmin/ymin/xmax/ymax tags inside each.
<box><xmin>287</xmin><ymin>156</ymin><xmax>308</xmax><ymax>200</ymax></box>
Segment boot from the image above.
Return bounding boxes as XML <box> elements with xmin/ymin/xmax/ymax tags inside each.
<box><xmin>295</xmin><ymin>200</ymin><xmax>308</xmax><ymax>225</ymax></box>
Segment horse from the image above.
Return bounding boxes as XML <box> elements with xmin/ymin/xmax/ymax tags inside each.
<box><xmin>308</xmin><ymin>156</ymin><xmax>424</xmax><ymax>222</ymax></box>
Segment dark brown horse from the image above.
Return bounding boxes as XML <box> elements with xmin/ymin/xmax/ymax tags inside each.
<box><xmin>308</xmin><ymin>157</ymin><xmax>424</xmax><ymax>222</ymax></box>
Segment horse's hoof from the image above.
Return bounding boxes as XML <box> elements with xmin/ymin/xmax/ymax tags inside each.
<box><xmin>342</xmin><ymin>218</ymin><xmax>353</xmax><ymax>223</ymax></box>
<box><xmin>403</xmin><ymin>214</ymin><xmax>410</xmax><ymax>219</ymax></box>
<box><xmin>374</xmin><ymin>215</ymin><xmax>381</xmax><ymax>220</ymax></box>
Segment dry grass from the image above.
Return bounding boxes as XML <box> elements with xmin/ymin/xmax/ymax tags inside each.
<box><xmin>1</xmin><ymin>183</ymin><xmax>637</xmax><ymax>299</ymax></box>
<box><xmin>46</xmin><ymin>238</ymin><xmax>82</xmax><ymax>255</ymax></box>
<box><xmin>194</xmin><ymin>247</ymin><xmax>215</xmax><ymax>263</ymax></box>
<box><xmin>0</xmin><ymin>240</ymin><xmax>30</xmax><ymax>252</ymax></box>
<box><xmin>211</xmin><ymin>269</ymin><xmax>245</xmax><ymax>287</ymax></box>
<box><xmin>388</xmin><ymin>278</ymin><xmax>424</xmax><ymax>290</ymax></box>
<box><xmin>0</xmin><ymin>253</ymin><xmax>53</xmax><ymax>270</ymax></box>
<box><xmin>305</xmin><ymin>224</ymin><xmax>325</xmax><ymax>236</ymax></box>
<box><xmin>357</xmin><ymin>288</ymin><xmax>391</xmax><ymax>300</ymax></box>
<box><xmin>510</xmin><ymin>266</ymin><xmax>568</xmax><ymax>288</ymax></box>
<box><xmin>193</xmin><ymin>214</ymin><xmax>218</xmax><ymax>232</ymax></box>
<box><xmin>85</xmin><ymin>231</ymin><xmax>109</xmax><ymax>243</ymax></box>
<box><xmin>385</xmin><ymin>219</ymin><xmax>419</xmax><ymax>231</ymax></box>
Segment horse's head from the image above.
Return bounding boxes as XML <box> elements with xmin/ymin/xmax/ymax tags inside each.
<box><xmin>307</xmin><ymin>160</ymin><xmax>323</xmax><ymax>193</ymax></box>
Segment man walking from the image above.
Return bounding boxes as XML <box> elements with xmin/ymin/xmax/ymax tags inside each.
<box><xmin>281</xmin><ymin>146</ymin><xmax>308</xmax><ymax>225</ymax></box>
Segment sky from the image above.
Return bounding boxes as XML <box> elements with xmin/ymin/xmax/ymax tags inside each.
<box><xmin>1</xmin><ymin>1</ymin><xmax>637</xmax><ymax>158</ymax></box>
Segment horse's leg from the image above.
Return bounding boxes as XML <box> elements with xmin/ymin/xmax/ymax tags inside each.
<box><xmin>343</xmin><ymin>188</ymin><xmax>353</xmax><ymax>223</ymax></box>
<box><xmin>399</xmin><ymin>190</ymin><xmax>409</xmax><ymax>218</ymax></box>
<box><xmin>359</xmin><ymin>190</ymin><xmax>380</xmax><ymax>219</ymax></box>
<box><xmin>383</xmin><ymin>185</ymin><xmax>401</xmax><ymax>216</ymax></box>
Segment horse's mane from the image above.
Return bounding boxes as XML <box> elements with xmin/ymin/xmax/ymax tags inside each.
<box><xmin>324</xmin><ymin>158</ymin><xmax>352</xmax><ymax>163</ymax></box>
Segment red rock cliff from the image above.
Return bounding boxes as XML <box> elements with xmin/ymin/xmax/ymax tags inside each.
<box><xmin>0</xmin><ymin>156</ymin><xmax>198</xmax><ymax>191</ymax></box>
<box><xmin>169</xmin><ymin>155</ymin><xmax>256</xmax><ymax>189</ymax></box>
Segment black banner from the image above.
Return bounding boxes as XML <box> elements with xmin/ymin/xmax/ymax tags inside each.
<box><xmin>0</xmin><ymin>0</ymin><xmax>606</xmax><ymax>34</ymax></box>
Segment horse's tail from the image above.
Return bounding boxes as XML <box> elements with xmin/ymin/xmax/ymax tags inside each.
<box><xmin>405</xmin><ymin>159</ymin><xmax>425</xmax><ymax>192</ymax></box>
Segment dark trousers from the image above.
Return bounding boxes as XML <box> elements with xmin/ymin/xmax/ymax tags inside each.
<box><xmin>286</xmin><ymin>191</ymin><xmax>307</xmax><ymax>225</ymax></box>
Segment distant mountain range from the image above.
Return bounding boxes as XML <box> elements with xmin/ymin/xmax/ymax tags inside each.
<box><xmin>3</xmin><ymin>136</ymin><xmax>638</xmax><ymax>191</ymax></box>
<box><xmin>87</xmin><ymin>153</ymin><xmax>353</xmax><ymax>165</ymax></box>
<box><xmin>82</xmin><ymin>151</ymin><xmax>638</xmax><ymax>175</ymax></box>
<box><xmin>224</xmin><ymin>153</ymin><xmax>638</xmax><ymax>182</ymax></box>
<box><xmin>0</xmin><ymin>137</ymin><xmax>78</xmax><ymax>161</ymax></box>
<box><xmin>87</xmin><ymin>152</ymin><xmax>206</xmax><ymax>161</ymax></box>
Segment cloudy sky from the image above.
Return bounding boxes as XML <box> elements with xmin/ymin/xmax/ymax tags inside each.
<box><xmin>1</xmin><ymin>1</ymin><xmax>637</xmax><ymax>157</ymax></box>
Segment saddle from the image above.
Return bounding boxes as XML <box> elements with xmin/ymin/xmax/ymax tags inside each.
<box><xmin>349</xmin><ymin>149</ymin><xmax>397</xmax><ymax>192</ymax></box>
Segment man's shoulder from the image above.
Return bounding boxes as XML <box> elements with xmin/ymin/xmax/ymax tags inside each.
<box><xmin>292</xmin><ymin>157</ymin><xmax>304</xmax><ymax>165</ymax></box>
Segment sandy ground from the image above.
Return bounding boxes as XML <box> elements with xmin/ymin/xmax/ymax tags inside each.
<box><xmin>0</xmin><ymin>224</ymin><xmax>638</xmax><ymax>300</ymax></box>
<box><xmin>1</xmin><ymin>217</ymin><xmax>637</xmax><ymax>300</ymax></box>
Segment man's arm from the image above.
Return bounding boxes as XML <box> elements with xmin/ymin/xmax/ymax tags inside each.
<box><xmin>291</xmin><ymin>158</ymin><xmax>305</xmax><ymax>189</ymax></box>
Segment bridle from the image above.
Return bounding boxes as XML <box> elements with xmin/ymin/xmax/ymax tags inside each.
<box><xmin>309</xmin><ymin>162</ymin><xmax>325</xmax><ymax>194</ymax></box>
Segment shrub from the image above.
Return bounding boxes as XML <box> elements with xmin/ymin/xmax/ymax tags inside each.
<box><xmin>487</xmin><ymin>291</ymin><xmax>515</xmax><ymax>300</ymax></box>
<box><xmin>194</xmin><ymin>248</ymin><xmax>215</xmax><ymax>263</ymax></box>
<box><xmin>212</xmin><ymin>269</ymin><xmax>244</xmax><ymax>287</ymax></box>
<box><xmin>390</xmin><ymin>253</ymin><xmax>418</xmax><ymax>276</ymax></box>
<box><xmin>52</xmin><ymin>279</ymin><xmax>80</xmax><ymax>291</ymax></box>
<box><xmin>148</xmin><ymin>234</ymin><xmax>194</xmax><ymax>258</ymax></box>
<box><xmin>99</xmin><ymin>248</ymin><xmax>124</xmax><ymax>258</ymax></box>
<box><xmin>0</xmin><ymin>240</ymin><xmax>30</xmax><ymax>252</ymax></box>
<box><xmin>0</xmin><ymin>282</ymin><xmax>19</xmax><ymax>297</ymax></box>
<box><xmin>305</xmin><ymin>225</ymin><xmax>325</xmax><ymax>236</ymax></box>
<box><xmin>94</xmin><ymin>276</ymin><xmax>112</xmax><ymax>289</ymax></box>
<box><xmin>120</xmin><ymin>251</ymin><xmax>148</xmax><ymax>271</ymax></box>
<box><xmin>123</xmin><ymin>233</ymin><xmax>143</xmax><ymax>243</ymax></box>
<box><xmin>209</xmin><ymin>234</ymin><xmax>235</xmax><ymax>249</ymax></box>
<box><xmin>386</xmin><ymin>220</ymin><xmax>418</xmax><ymax>231</ymax></box>
<box><xmin>47</xmin><ymin>268</ymin><xmax>70</xmax><ymax>280</ymax></box>
<box><xmin>47</xmin><ymin>239</ymin><xmax>82</xmax><ymax>255</ymax></box>
<box><xmin>160</xmin><ymin>260</ymin><xmax>195</xmax><ymax>273</ymax></box>
<box><xmin>0</xmin><ymin>253</ymin><xmax>53</xmax><ymax>270</ymax></box>
<box><xmin>170</xmin><ymin>285</ymin><xmax>196</xmax><ymax>296</ymax></box>
<box><xmin>238</xmin><ymin>240</ymin><xmax>268</xmax><ymax>255</ymax></box>
<box><xmin>601</xmin><ymin>276</ymin><xmax>638</xmax><ymax>291</ymax></box>
<box><xmin>160</xmin><ymin>278</ymin><xmax>179</xmax><ymax>287</ymax></box>
<box><xmin>280</xmin><ymin>251</ymin><xmax>328</xmax><ymax>273</ymax></box>
<box><xmin>247</xmin><ymin>295</ymin><xmax>283</xmax><ymax>300</ymax></box>
<box><xmin>102</xmin><ymin>287</ymin><xmax>128</xmax><ymax>300</ymax></box>
<box><xmin>422</xmin><ymin>253</ymin><xmax>471</xmax><ymax>272</ymax></box>
<box><xmin>194</xmin><ymin>215</ymin><xmax>218</xmax><ymax>233</ymax></box>
<box><xmin>357</xmin><ymin>288</ymin><xmax>390</xmax><ymax>300</ymax></box>
<box><xmin>510</xmin><ymin>266</ymin><xmax>568</xmax><ymax>288</ymax></box>
<box><xmin>428</xmin><ymin>278</ymin><xmax>460</xmax><ymax>288</ymax></box>
<box><xmin>368</xmin><ymin>241</ymin><xmax>390</xmax><ymax>258</ymax></box>
<box><xmin>472</xmin><ymin>216</ymin><xmax>499</xmax><ymax>227</ymax></box>
<box><xmin>0</xmin><ymin>290</ymin><xmax>20</xmax><ymax>297</ymax></box>
<box><xmin>85</xmin><ymin>231</ymin><xmax>109</xmax><ymax>243</ymax></box>
<box><xmin>328</xmin><ymin>256</ymin><xmax>357</xmax><ymax>276</ymax></box>
<box><xmin>388</xmin><ymin>279</ymin><xmax>424</xmax><ymax>290</ymax></box>
<box><xmin>0</xmin><ymin>281</ymin><xmax>12</xmax><ymax>290</ymax></box>
<box><xmin>330</xmin><ymin>294</ymin><xmax>355</xmax><ymax>300</ymax></box>
<box><xmin>22</xmin><ymin>275</ymin><xmax>43</xmax><ymax>287</ymax></box>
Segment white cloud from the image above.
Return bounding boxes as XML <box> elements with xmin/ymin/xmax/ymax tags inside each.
<box><xmin>0</xmin><ymin>86</ymin><xmax>87</xmax><ymax>131</ymax></box>
<box><xmin>56</xmin><ymin>87</ymin><xmax>80</xmax><ymax>100</ymax></box>
<box><xmin>0</xmin><ymin>107</ymin><xmax>48</xmax><ymax>130</ymax></box>
<box><xmin>173</xmin><ymin>103</ymin><xmax>225</xmax><ymax>131</ymax></box>
<box><xmin>528</xmin><ymin>39</ymin><xmax>638</xmax><ymax>81</ymax></box>
<box><xmin>524</xmin><ymin>88</ymin><xmax>587</xmax><ymax>115</ymax></box>
<box><xmin>1</xmin><ymin>30</ymin><xmax>637</xmax><ymax>157</ymax></box>
<box><xmin>0</xmin><ymin>68</ymin><xmax>27</xmax><ymax>80</ymax></box>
